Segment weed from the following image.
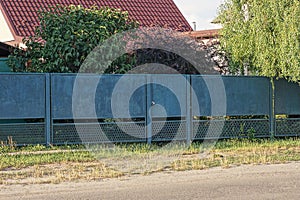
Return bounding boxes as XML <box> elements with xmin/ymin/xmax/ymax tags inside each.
<box><xmin>0</xmin><ymin>136</ymin><xmax>16</xmax><ymax>153</ymax></box>
<box><xmin>246</xmin><ymin>127</ymin><xmax>256</xmax><ymax>141</ymax></box>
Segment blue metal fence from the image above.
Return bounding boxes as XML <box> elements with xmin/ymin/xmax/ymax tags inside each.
<box><xmin>0</xmin><ymin>73</ymin><xmax>300</xmax><ymax>145</ymax></box>
<box><xmin>0</xmin><ymin>74</ymin><xmax>46</xmax><ymax>144</ymax></box>
<box><xmin>275</xmin><ymin>79</ymin><xmax>300</xmax><ymax>137</ymax></box>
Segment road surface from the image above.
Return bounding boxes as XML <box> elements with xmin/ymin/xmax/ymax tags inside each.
<box><xmin>1</xmin><ymin>162</ymin><xmax>300</xmax><ymax>199</ymax></box>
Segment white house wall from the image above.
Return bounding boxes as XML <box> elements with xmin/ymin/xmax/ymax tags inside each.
<box><xmin>0</xmin><ymin>9</ymin><xmax>14</xmax><ymax>42</ymax></box>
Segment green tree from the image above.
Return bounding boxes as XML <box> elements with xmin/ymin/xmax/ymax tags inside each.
<box><xmin>8</xmin><ymin>5</ymin><xmax>138</xmax><ymax>73</ymax></box>
<box><xmin>218</xmin><ymin>0</ymin><xmax>300</xmax><ymax>81</ymax></box>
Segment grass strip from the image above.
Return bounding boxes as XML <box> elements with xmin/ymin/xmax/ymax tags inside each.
<box><xmin>1</xmin><ymin>138</ymin><xmax>300</xmax><ymax>184</ymax></box>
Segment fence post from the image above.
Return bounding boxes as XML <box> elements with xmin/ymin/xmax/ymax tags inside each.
<box><xmin>269</xmin><ymin>78</ymin><xmax>276</xmax><ymax>138</ymax></box>
<box><xmin>186</xmin><ymin>75</ymin><xmax>192</xmax><ymax>145</ymax></box>
<box><xmin>45</xmin><ymin>73</ymin><xmax>51</xmax><ymax>146</ymax></box>
<box><xmin>146</xmin><ymin>75</ymin><xmax>152</xmax><ymax>144</ymax></box>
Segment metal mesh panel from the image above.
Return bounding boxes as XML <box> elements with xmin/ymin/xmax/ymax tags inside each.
<box><xmin>276</xmin><ymin>118</ymin><xmax>300</xmax><ymax>137</ymax></box>
<box><xmin>0</xmin><ymin>123</ymin><xmax>45</xmax><ymax>145</ymax></box>
<box><xmin>53</xmin><ymin>122</ymin><xmax>146</xmax><ymax>144</ymax></box>
<box><xmin>152</xmin><ymin>120</ymin><xmax>186</xmax><ymax>141</ymax></box>
<box><xmin>192</xmin><ymin>120</ymin><xmax>225</xmax><ymax>139</ymax></box>
<box><xmin>193</xmin><ymin>119</ymin><xmax>270</xmax><ymax>140</ymax></box>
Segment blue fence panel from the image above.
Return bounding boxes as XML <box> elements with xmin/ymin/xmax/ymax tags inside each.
<box><xmin>2</xmin><ymin>73</ymin><xmax>300</xmax><ymax>145</ymax></box>
<box><xmin>191</xmin><ymin>76</ymin><xmax>270</xmax><ymax>116</ymax></box>
<box><xmin>51</xmin><ymin>74</ymin><xmax>74</xmax><ymax>119</ymax></box>
<box><xmin>191</xmin><ymin>76</ymin><xmax>214</xmax><ymax>116</ymax></box>
<box><xmin>275</xmin><ymin>79</ymin><xmax>300</xmax><ymax>115</ymax></box>
<box><xmin>51</xmin><ymin>74</ymin><xmax>146</xmax><ymax>119</ymax></box>
<box><xmin>0</xmin><ymin>74</ymin><xmax>46</xmax><ymax>119</ymax></box>
<box><xmin>223</xmin><ymin>76</ymin><xmax>270</xmax><ymax>116</ymax></box>
<box><xmin>150</xmin><ymin>75</ymin><xmax>188</xmax><ymax>118</ymax></box>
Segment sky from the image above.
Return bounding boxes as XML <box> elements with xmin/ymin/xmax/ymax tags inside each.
<box><xmin>173</xmin><ymin>0</ymin><xmax>224</xmax><ymax>30</ymax></box>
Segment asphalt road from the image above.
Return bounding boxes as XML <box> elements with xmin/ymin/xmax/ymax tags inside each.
<box><xmin>1</xmin><ymin>162</ymin><xmax>300</xmax><ymax>200</ymax></box>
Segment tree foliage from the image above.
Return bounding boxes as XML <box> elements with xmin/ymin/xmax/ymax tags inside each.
<box><xmin>126</xmin><ymin>28</ymin><xmax>219</xmax><ymax>75</ymax></box>
<box><xmin>218</xmin><ymin>0</ymin><xmax>300</xmax><ymax>81</ymax></box>
<box><xmin>8</xmin><ymin>4</ymin><xmax>219</xmax><ymax>75</ymax></box>
<box><xmin>8</xmin><ymin>5</ymin><xmax>138</xmax><ymax>73</ymax></box>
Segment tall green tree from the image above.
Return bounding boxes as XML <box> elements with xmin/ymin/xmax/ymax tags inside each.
<box><xmin>8</xmin><ymin>5</ymin><xmax>138</xmax><ymax>73</ymax></box>
<box><xmin>218</xmin><ymin>0</ymin><xmax>300</xmax><ymax>81</ymax></box>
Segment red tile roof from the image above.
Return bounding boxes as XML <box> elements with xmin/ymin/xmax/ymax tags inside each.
<box><xmin>0</xmin><ymin>0</ymin><xmax>192</xmax><ymax>37</ymax></box>
<box><xmin>186</xmin><ymin>29</ymin><xmax>220</xmax><ymax>40</ymax></box>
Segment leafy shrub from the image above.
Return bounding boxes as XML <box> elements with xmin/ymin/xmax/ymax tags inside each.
<box><xmin>8</xmin><ymin>5</ymin><xmax>138</xmax><ymax>73</ymax></box>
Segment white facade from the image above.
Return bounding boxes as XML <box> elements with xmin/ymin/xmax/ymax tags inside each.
<box><xmin>0</xmin><ymin>9</ymin><xmax>14</xmax><ymax>42</ymax></box>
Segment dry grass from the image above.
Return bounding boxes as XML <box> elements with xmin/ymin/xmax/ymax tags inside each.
<box><xmin>172</xmin><ymin>140</ymin><xmax>300</xmax><ymax>171</ymax></box>
<box><xmin>0</xmin><ymin>162</ymin><xmax>123</xmax><ymax>185</ymax></box>
<box><xmin>1</xmin><ymin>138</ymin><xmax>300</xmax><ymax>185</ymax></box>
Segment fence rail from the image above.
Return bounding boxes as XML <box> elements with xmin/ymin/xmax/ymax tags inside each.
<box><xmin>0</xmin><ymin>73</ymin><xmax>300</xmax><ymax>145</ymax></box>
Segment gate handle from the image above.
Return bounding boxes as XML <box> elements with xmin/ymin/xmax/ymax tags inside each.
<box><xmin>151</xmin><ymin>101</ymin><xmax>156</xmax><ymax>106</ymax></box>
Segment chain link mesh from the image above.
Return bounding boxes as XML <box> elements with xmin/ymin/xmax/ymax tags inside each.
<box><xmin>53</xmin><ymin>122</ymin><xmax>146</xmax><ymax>144</ymax></box>
<box><xmin>193</xmin><ymin>119</ymin><xmax>270</xmax><ymax>139</ymax></box>
<box><xmin>0</xmin><ymin>123</ymin><xmax>45</xmax><ymax>145</ymax></box>
<box><xmin>3</xmin><ymin>119</ymin><xmax>300</xmax><ymax>145</ymax></box>
<box><xmin>276</xmin><ymin>118</ymin><xmax>300</xmax><ymax>137</ymax></box>
<box><xmin>152</xmin><ymin>120</ymin><xmax>186</xmax><ymax>141</ymax></box>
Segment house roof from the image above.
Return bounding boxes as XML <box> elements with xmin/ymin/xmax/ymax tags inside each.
<box><xmin>186</xmin><ymin>29</ymin><xmax>220</xmax><ymax>40</ymax></box>
<box><xmin>0</xmin><ymin>0</ymin><xmax>192</xmax><ymax>38</ymax></box>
